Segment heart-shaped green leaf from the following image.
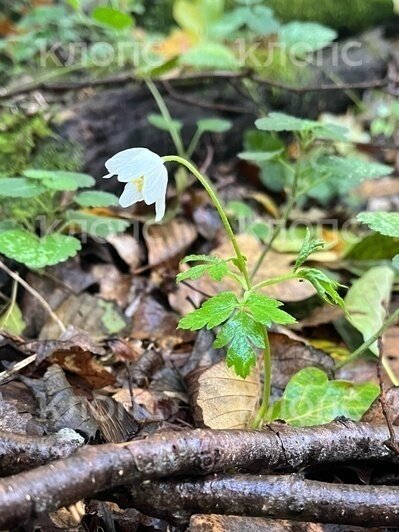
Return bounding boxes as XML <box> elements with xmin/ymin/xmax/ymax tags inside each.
<box><xmin>0</xmin><ymin>230</ymin><xmax>81</xmax><ymax>269</ymax></box>
<box><xmin>0</xmin><ymin>178</ymin><xmax>44</xmax><ymax>198</ymax></box>
<box><xmin>24</xmin><ymin>170</ymin><xmax>95</xmax><ymax>191</ymax></box>
<box><xmin>66</xmin><ymin>211</ymin><xmax>129</xmax><ymax>238</ymax></box>
<box><xmin>75</xmin><ymin>191</ymin><xmax>119</xmax><ymax>208</ymax></box>
<box><xmin>270</xmin><ymin>367</ymin><xmax>379</xmax><ymax>427</ymax></box>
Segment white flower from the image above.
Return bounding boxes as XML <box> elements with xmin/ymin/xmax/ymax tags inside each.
<box><xmin>103</xmin><ymin>148</ymin><xmax>168</xmax><ymax>222</ymax></box>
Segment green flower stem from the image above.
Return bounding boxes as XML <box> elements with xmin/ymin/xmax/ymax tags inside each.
<box><xmin>163</xmin><ymin>155</ymin><xmax>251</xmax><ymax>290</ymax></box>
<box><xmin>186</xmin><ymin>128</ymin><xmax>203</xmax><ymax>159</ymax></box>
<box><xmin>0</xmin><ymin>279</ymin><xmax>18</xmax><ymax>329</ymax></box>
<box><xmin>251</xmin><ymin>272</ymin><xmax>300</xmax><ymax>292</ymax></box>
<box><xmin>252</xmin><ymin>329</ymin><xmax>272</xmax><ymax>429</ymax></box>
<box><xmin>335</xmin><ymin>308</ymin><xmax>399</xmax><ymax>371</ymax></box>
<box><xmin>145</xmin><ymin>79</ymin><xmax>186</xmax><ymax>160</ymax></box>
<box><xmin>251</xmin><ymin>164</ymin><xmax>300</xmax><ymax>279</ymax></box>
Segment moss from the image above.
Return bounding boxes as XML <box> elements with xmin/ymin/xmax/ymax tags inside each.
<box><xmin>0</xmin><ymin>111</ymin><xmax>52</xmax><ymax>176</ymax></box>
<box><xmin>32</xmin><ymin>137</ymin><xmax>83</xmax><ymax>172</ymax></box>
<box><xmin>263</xmin><ymin>0</ymin><xmax>394</xmax><ymax>32</ymax></box>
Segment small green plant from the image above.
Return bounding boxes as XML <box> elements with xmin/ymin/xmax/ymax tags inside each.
<box><xmin>0</xmin><ymin>169</ymin><xmax>129</xmax><ymax>269</ymax></box>
<box><xmin>103</xmin><ymin>146</ymin><xmax>357</xmax><ymax>428</ymax></box>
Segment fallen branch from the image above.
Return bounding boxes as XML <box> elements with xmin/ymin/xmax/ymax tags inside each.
<box><xmin>0</xmin><ymin>429</ymin><xmax>84</xmax><ymax>475</ymax></box>
<box><xmin>0</xmin><ymin>70</ymin><xmax>388</xmax><ymax>101</ymax></box>
<box><xmin>130</xmin><ymin>473</ymin><xmax>399</xmax><ymax>527</ymax></box>
<box><xmin>0</xmin><ymin>422</ymin><xmax>398</xmax><ymax>528</ymax></box>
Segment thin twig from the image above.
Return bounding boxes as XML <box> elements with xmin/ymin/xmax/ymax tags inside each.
<box><xmin>0</xmin><ymin>261</ymin><xmax>66</xmax><ymax>382</ymax></box>
<box><xmin>377</xmin><ymin>336</ymin><xmax>399</xmax><ymax>455</ymax></box>
<box><xmin>0</xmin><ymin>261</ymin><xmax>65</xmax><ymax>333</ymax></box>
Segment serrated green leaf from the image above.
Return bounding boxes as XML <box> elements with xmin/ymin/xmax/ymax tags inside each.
<box><xmin>147</xmin><ymin>114</ymin><xmax>183</xmax><ymax>133</ymax></box>
<box><xmin>255</xmin><ymin>112</ymin><xmax>347</xmax><ymax>140</ymax></box>
<box><xmin>66</xmin><ymin>211</ymin><xmax>130</xmax><ymax>238</ymax></box>
<box><xmin>0</xmin><ymin>302</ymin><xmax>26</xmax><ymax>335</ymax></box>
<box><xmin>345</xmin><ymin>233</ymin><xmax>399</xmax><ymax>261</ymax></box>
<box><xmin>91</xmin><ymin>6</ymin><xmax>133</xmax><ymax>29</ymax></box>
<box><xmin>182</xmin><ymin>254</ymin><xmax>223</xmax><ymax>264</ymax></box>
<box><xmin>318</xmin><ymin>156</ymin><xmax>393</xmax><ymax>187</ymax></box>
<box><xmin>279</xmin><ymin>22</ymin><xmax>337</xmax><ymax>55</ymax></box>
<box><xmin>178</xmin><ymin>255</ymin><xmax>231</xmax><ymax>283</ymax></box>
<box><xmin>214</xmin><ymin>310</ymin><xmax>265</xmax><ymax>378</ymax></box>
<box><xmin>357</xmin><ymin>212</ymin><xmax>399</xmax><ymax>238</ymax></box>
<box><xmin>345</xmin><ymin>266</ymin><xmax>394</xmax><ymax>356</ymax></box>
<box><xmin>179</xmin><ymin>291</ymin><xmax>238</xmax><ymax>330</ymax></box>
<box><xmin>75</xmin><ymin>191</ymin><xmax>119</xmax><ymax>208</ymax></box>
<box><xmin>180</xmin><ymin>42</ymin><xmax>238</xmax><ymax>70</ymax></box>
<box><xmin>0</xmin><ymin>178</ymin><xmax>44</xmax><ymax>198</ymax></box>
<box><xmin>177</xmin><ymin>262</ymin><xmax>229</xmax><ymax>283</ymax></box>
<box><xmin>196</xmin><ymin>118</ymin><xmax>232</xmax><ymax>133</ymax></box>
<box><xmin>299</xmin><ymin>268</ymin><xmax>345</xmax><ymax>309</ymax></box>
<box><xmin>294</xmin><ymin>229</ymin><xmax>325</xmax><ymax>271</ymax></box>
<box><xmin>24</xmin><ymin>170</ymin><xmax>95</xmax><ymax>191</ymax></box>
<box><xmin>270</xmin><ymin>367</ymin><xmax>379</xmax><ymax>427</ymax></box>
<box><xmin>0</xmin><ymin>230</ymin><xmax>81</xmax><ymax>269</ymax></box>
<box><xmin>244</xmin><ymin>292</ymin><xmax>296</xmax><ymax>326</ymax></box>
<box><xmin>238</xmin><ymin>150</ymin><xmax>283</xmax><ymax>161</ymax></box>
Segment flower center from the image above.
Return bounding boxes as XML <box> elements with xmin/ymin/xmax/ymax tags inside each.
<box><xmin>131</xmin><ymin>176</ymin><xmax>144</xmax><ymax>192</ymax></box>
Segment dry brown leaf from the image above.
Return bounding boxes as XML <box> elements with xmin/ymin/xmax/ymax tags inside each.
<box><xmin>131</xmin><ymin>296</ymin><xmax>194</xmax><ymax>349</ymax></box>
<box><xmin>106</xmin><ymin>233</ymin><xmax>142</xmax><ymax>272</ymax></box>
<box><xmin>189</xmin><ymin>515</ymin><xmax>341</xmax><ymax>531</ymax></box>
<box><xmin>40</xmin><ymin>294</ymin><xmax>128</xmax><ymax>340</ymax></box>
<box><xmin>269</xmin><ymin>332</ymin><xmax>334</xmax><ymax>393</ymax></box>
<box><xmin>362</xmin><ymin>387</ymin><xmax>399</xmax><ymax>425</ymax></box>
<box><xmin>51</xmin><ymin>350</ymin><xmax>115</xmax><ymax>389</ymax></box>
<box><xmin>357</xmin><ymin>177</ymin><xmax>399</xmax><ymax>199</ymax></box>
<box><xmin>144</xmin><ymin>217</ymin><xmax>197</xmax><ymax>267</ymax></box>
<box><xmin>91</xmin><ymin>264</ymin><xmax>131</xmax><ymax>307</ymax></box>
<box><xmin>193</xmin><ymin>360</ymin><xmax>260</xmax><ymax>429</ymax></box>
<box><xmin>292</xmin><ymin>305</ymin><xmax>344</xmax><ymax>330</ymax></box>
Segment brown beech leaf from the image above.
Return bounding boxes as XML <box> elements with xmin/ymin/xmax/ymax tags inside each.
<box><xmin>269</xmin><ymin>332</ymin><xmax>334</xmax><ymax>393</ymax></box>
<box><xmin>189</xmin><ymin>515</ymin><xmax>344</xmax><ymax>531</ymax></box>
<box><xmin>193</xmin><ymin>360</ymin><xmax>260</xmax><ymax>429</ymax></box>
<box><xmin>51</xmin><ymin>350</ymin><xmax>114</xmax><ymax>389</ymax></box>
<box><xmin>106</xmin><ymin>233</ymin><xmax>142</xmax><ymax>272</ymax></box>
<box><xmin>91</xmin><ymin>264</ymin><xmax>131</xmax><ymax>307</ymax></box>
<box><xmin>357</xmin><ymin>177</ymin><xmax>399</xmax><ymax>199</ymax></box>
<box><xmin>144</xmin><ymin>217</ymin><xmax>197</xmax><ymax>267</ymax></box>
<box><xmin>131</xmin><ymin>296</ymin><xmax>194</xmax><ymax>349</ymax></box>
<box><xmin>40</xmin><ymin>294</ymin><xmax>128</xmax><ymax>340</ymax></box>
<box><xmin>362</xmin><ymin>387</ymin><xmax>399</xmax><ymax>425</ymax></box>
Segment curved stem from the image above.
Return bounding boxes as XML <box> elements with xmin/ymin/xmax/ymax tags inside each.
<box><xmin>163</xmin><ymin>155</ymin><xmax>251</xmax><ymax>290</ymax></box>
<box><xmin>186</xmin><ymin>128</ymin><xmax>202</xmax><ymax>159</ymax></box>
<box><xmin>145</xmin><ymin>79</ymin><xmax>186</xmax><ymax>159</ymax></box>
<box><xmin>251</xmin><ymin>272</ymin><xmax>300</xmax><ymax>292</ymax></box>
<box><xmin>335</xmin><ymin>308</ymin><xmax>399</xmax><ymax>370</ymax></box>
<box><xmin>251</xmin><ymin>162</ymin><xmax>300</xmax><ymax>279</ymax></box>
<box><xmin>252</xmin><ymin>329</ymin><xmax>271</xmax><ymax>429</ymax></box>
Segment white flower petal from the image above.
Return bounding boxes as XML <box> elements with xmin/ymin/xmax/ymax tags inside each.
<box><xmin>142</xmin><ymin>164</ymin><xmax>168</xmax><ymax>205</ymax></box>
<box><xmin>154</xmin><ymin>194</ymin><xmax>166</xmax><ymax>222</ymax></box>
<box><xmin>119</xmin><ymin>182</ymin><xmax>143</xmax><ymax>208</ymax></box>
<box><xmin>105</xmin><ymin>148</ymin><xmax>164</xmax><ymax>183</ymax></box>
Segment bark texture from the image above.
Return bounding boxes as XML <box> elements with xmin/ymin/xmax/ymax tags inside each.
<box><xmin>0</xmin><ymin>428</ymin><xmax>84</xmax><ymax>475</ymax></box>
<box><xmin>0</xmin><ymin>422</ymin><xmax>397</xmax><ymax>528</ymax></box>
<box><xmin>130</xmin><ymin>474</ymin><xmax>399</xmax><ymax>527</ymax></box>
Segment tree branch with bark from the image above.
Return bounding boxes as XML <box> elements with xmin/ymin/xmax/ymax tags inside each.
<box><xmin>0</xmin><ymin>421</ymin><xmax>398</xmax><ymax>528</ymax></box>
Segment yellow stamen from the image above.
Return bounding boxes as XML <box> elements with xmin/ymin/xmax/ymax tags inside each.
<box><xmin>131</xmin><ymin>177</ymin><xmax>144</xmax><ymax>192</ymax></box>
